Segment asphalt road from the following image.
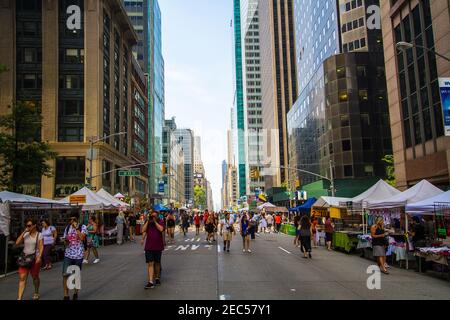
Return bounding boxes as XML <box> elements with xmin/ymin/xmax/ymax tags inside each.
<box><xmin>0</xmin><ymin>228</ymin><xmax>449</xmax><ymax>300</ymax></box>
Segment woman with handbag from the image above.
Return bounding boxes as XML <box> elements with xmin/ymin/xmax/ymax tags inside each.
<box><xmin>241</xmin><ymin>214</ymin><xmax>251</xmax><ymax>253</ymax></box>
<box><xmin>41</xmin><ymin>219</ymin><xmax>57</xmax><ymax>270</ymax></box>
<box><xmin>16</xmin><ymin>218</ymin><xmax>44</xmax><ymax>300</ymax></box>
<box><xmin>371</xmin><ymin>217</ymin><xmax>389</xmax><ymax>274</ymax></box>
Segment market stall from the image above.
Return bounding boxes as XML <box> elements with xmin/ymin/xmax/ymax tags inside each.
<box><xmin>365</xmin><ymin>180</ymin><xmax>444</xmax><ymax>269</ymax></box>
<box><xmin>0</xmin><ymin>191</ymin><xmax>74</xmax><ymax>276</ymax></box>
<box><xmin>288</xmin><ymin>198</ymin><xmax>317</xmax><ymax>216</ymax></box>
<box><xmin>406</xmin><ymin>191</ymin><xmax>450</xmax><ymax>277</ymax></box>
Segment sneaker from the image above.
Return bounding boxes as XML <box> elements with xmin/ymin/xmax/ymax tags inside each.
<box><xmin>93</xmin><ymin>259</ymin><xmax>100</xmax><ymax>264</ymax></box>
<box><xmin>247</xmin><ymin>249</ymin><xmax>252</xmax><ymax>253</ymax></box>
<box><xmin>227</xmin><ymin>249</ymin><xmax>230</xmax><ymax>253</ymax></box>
<box><xmin>223</xmin><ymin>246</ymin><xmax>226</xmax><ymax>251</ymax></box>
<box><xmin>72</xmin><ymin>293</ymin><xmax>78</xmax><ymax>300</ymax></box>
<box><xmin>82</xmin><ymin>259</ymin><xmax>88</xmax><ymax>264</ymax></box>
<box><xmin>145</xmin><ymin>282</ymin><xmax>155</xmax><ymax>289</ymax></box>
<box><xmin>243</xmin><ymin>249</ymin><xmax>246</xmax><ymax>253</ymax></box>
<box><xmin>155</xmin><ymin>279</ymin><xmax>161</xmax><ymax>286</ymax></box>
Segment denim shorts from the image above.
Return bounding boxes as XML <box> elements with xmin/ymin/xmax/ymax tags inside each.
<box><xmin>62</xmin><ymin>257</ymin><xmax>83</xmax><ymax>276</ymax></box>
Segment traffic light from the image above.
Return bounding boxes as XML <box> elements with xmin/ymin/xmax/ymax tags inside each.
<box><xmin>162</xmin><ymin>163</ymin><xmax>167</xmax><ymax>175</ymax></box>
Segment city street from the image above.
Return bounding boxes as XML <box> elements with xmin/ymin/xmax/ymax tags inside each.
<box><xmin>0</xmin><ymin>228</ymin><xmax>449</xmax><ymax>300</ymax></box>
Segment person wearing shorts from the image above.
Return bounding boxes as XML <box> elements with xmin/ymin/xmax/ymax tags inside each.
<box><xmin>142</xmin><ymin>210</ymin><xmax>165</xmax><ymax>289</ymax></box>
<box><xmin>16</xmin><ymin>218</ymin><xmax>43</xmax><ymax>300</ymax></box>
<box><xmin>62</xmin><ymin>215</ymin><xmax>88</xmax><ymax>300</ymax></box>
<box><xmin>220</xmin><ymin>212</ymin><xmax>235</xmax><ymax>253</ymax></box>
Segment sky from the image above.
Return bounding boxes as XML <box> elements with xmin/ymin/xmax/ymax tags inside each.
<box><xmin>159</xmin><ymin>0</ymin><xmax>234</xmax><ymax>210</ymax></box>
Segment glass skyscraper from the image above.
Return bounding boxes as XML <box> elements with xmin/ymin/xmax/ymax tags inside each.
<box><xmin>123</xmin><ymin>0</ymin><xmax>165</xmax><ymax>195</ymax></box>
<box><xmin>233</xmin><ymin>0</ymin><xmax>265</xmax><ymax>198</ymax></box>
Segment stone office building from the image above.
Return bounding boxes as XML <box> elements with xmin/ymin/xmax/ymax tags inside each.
<box><xmin>0</xmin><ymin>0</ymin><xmax>148</xmax><ymax>198</ymax></box>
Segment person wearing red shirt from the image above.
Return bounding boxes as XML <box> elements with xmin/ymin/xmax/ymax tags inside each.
<box><xmin>194</xmin><ymin>213</ymin><xmax>201</xmax><ymax>235</ymax></box>
<box><xmin>275</xmin><ymin>214</ymin><xmax>282</xmax><ymax>233</ymax></box>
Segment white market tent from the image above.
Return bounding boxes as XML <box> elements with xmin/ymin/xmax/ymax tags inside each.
<box><xmin>114</xmin><ymin>193</ymin><xmax>125</xmax><ymax>199</ymax></box>
<box><xmin>313</xmin><ymin>196</ymin><xmax>352</xmax><ymax>208</ymax></box>
<box><xmin>351</xmin><ymin>180</ymin><xmax>401</xmax><ymax>207</ymax></box>
<box><xmin>367</xmin><ymin>180</ymin><xmax>444</xmax><ymax>210</ymax></box>
<box><xmin>405</xmin><ymin>190</ymin><xmax>450</xmax><ymax>214</ymax></box>
<box><xmin>0</xmin><ymin>191</ymin><xmax>68</xmax><ymax>209</ymax></box>
<box><xmin>59</xmin><ymin>187</ymin><xmax>115</xmax><ymax>211</ymax></box>
<box><xmin>97</xmin><ymin>189</ymin><xmax>130</xmax><ymax>208</ymax></box>
<box><xmin>257</xmin><ymin>202</ymin><xmax>276</xmax><ymax>210</ymax></box>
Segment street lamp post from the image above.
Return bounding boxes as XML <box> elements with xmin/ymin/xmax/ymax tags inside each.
<box><xmin>396</xmin><ymin>41</ymin><xmax>450</xmax><ymax>62</ymax></box>
<box><xmin>87</xmin><ymin>132</ymin><xmax>127</xmax><ymax>189</ymax></box>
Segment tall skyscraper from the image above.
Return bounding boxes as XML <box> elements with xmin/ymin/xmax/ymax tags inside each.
<box><xmin>233</xmin><ymin>0</ymin><xmax>265</xmax><ymax>199</ymax></box>
<box><xmin>287</xmin><ymin>0</ymin><xmax>393</xmax><ymax>197</ymax></box>
<box><xmin>259</xmin><ymin>0</ymin><xmax>298</xmax><ymax>189</ymax></box>
<box><xmin>0</xmin><ymin>0</ymin><xmax>143</xmax><ymax>198</ymax></box>
<box><xmin>380</xmin><ymin>0</ymin><xmax>449</xmax><ymax>189</ymax></box>
<box><xmin>174</xmin><ymin>129</ymin><xmax>194</xmax><ymax>205</ymax></box>
<box><xmin>123</xmin><ymin>0</ymin><xmax>165</xmax><ymax>196</ymax></box>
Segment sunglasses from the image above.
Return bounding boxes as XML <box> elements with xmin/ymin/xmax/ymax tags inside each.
<box><xmin>26</xmin><ymin>224</ymin><xmax>33</xmax><ymax>228</ymax></box>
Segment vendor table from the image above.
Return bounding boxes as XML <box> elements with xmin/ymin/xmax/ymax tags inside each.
<box><xmin>415</xmin><ymin>248</ymin><xmax>450</xmax><ymax>280</ymax></box>
<box><xmin>333</xmin><ymin>231</ymin><xmax>362</xmax><ymax>253</ymax></box>
<box><xmin>281</xmin><ymin>224</ymin><xmax>297</xmax><ymax>236</ymax></box>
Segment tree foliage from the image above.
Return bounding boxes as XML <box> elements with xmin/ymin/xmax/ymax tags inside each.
<box><xmin>382</xmin><ymin>155</ymin><xmax>396</xmax><ymax>187</ymax></box>
<box><xmin>194</xmin><ymin>185</ymin><xmax>206</xmax><ymax>209</ymax></box>
<box><xmin>0</xmin><ymin>101</ymin><xmax>57</xmax><ymax>192</ymax></box>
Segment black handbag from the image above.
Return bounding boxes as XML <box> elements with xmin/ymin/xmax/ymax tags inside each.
<box><xmin>17</xmin><ymin>233</ymin><xmax>40</xmax><ymax>268</ymax></box>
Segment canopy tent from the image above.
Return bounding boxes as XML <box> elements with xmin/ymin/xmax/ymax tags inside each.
<box><xmin>367</xmin><ymin>180</ymin><xmax>444</xmax><ymax>210</ymax></box>
<box><xmin>0</xmin><ymin>191</ymin><xmax>69</xmax><ymax>209</ymax></box>
<box><xmin>289</xmin><ymin>198</ymin><xmax>317</xmax><ymax>212</ymax></box>
<box><xmin>312</xmin><ymin>196</ymin><xmax>352</xmax><ymax>209</ymax></box>
<box><xmin>59</xmin><ymin>187</ymin><xmax>115</xmax><ymax>211</ymax></box>
<box><xmin>257</xmin><ymin>202</ymin><xmax>276</xmax><ymax>210</ymax></box>
<box><xmin>97</xmin><ymin>189</ymin><xmax>130</xmax><ymax>208</ymax></box>
<box><xmin>153</xmin><ymin>203</ymin><xmax>170</xmax><ymax>212</ymax></box>
<box><xmin>0</xmin><ymin>202</ymin><xmax>10</xmax><ymax>237</ymax></box>
<box><xmin>351</xmin><ymin>180</ymin><xmax>401</xmax><ymax>207</ymax></box>
<box><xmin>405</xmin><ymin>190</ymin><xmax>450</xmax><ymax>214</ymax></box>
<box><xmin>114</xmin><ymin>193</ymin><xmax>125</xmax><ymax>199</ymax></box>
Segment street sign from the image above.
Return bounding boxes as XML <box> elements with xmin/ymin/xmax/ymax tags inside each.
<box><xmin>119</xmin><ymin>169</ymin><xmax>140</xmax><ymax>177</ymax></box>
<box><xmin>70</xmin><ymin>195</ymin><xmax>86</xmax><ymax>204</ymax></box>
<box><xmin>158</xmin><ymin>182</ymin><xmax>165</xmax><ymax>193</ymax></box>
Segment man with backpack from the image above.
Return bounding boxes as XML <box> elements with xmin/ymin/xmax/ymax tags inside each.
<box><xmin>62</xmin><ymin>214</ymin><xmax>87</xmax><ymax>300</ymax></box>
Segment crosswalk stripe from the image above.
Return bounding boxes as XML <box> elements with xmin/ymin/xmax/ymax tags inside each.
<box><xmin>278</xmin><ymin>247</ymin><xmax>291</xmax><ymax>254</ymax></box>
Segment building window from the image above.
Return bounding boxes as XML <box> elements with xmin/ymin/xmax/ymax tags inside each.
<box><xmin>344</xmin><ymin>165</ymin><xmax>353</xmax><ymax>177</ymax></box>
<box><xmin>342</xmin><ymin>140</ymin><xmax>351</xmax><ymax>151</ymax></box>
<box><xmin>336</xmin><ymin>66</ymin><xmax>346</xmax><ymax>79</ymax></box>
<box><xmin>364</xmin><ymin>165</ymin><xmax>374</xmax><ymax>177</ymax></box>
<box><xmin>359</xmin><ymin>90</ymin><xmax>369</xmax><ymax>102</ymax></box>
<box><xmin>363</xmin><ymin>139</ymin><xmax>372</xmax><ymax>150</ymax></box>
<box><xmin>339</xmin><ymin>90</ymin><xmax>348</xmax><ymax>102</ymax></box>
<box><xmin>340</xmin><ymin>114</ymin><xmax>350</xmax><ymax>127</ymax></box>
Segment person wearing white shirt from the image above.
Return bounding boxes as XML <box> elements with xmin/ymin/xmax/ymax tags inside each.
<box><xmin>219</xmin><ymin>212</ymin><xmax>235</xmax><ymax>252</ymax></box>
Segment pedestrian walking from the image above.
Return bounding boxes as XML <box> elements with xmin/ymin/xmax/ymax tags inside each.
<box><xmin>260</xmin><ymin>214</ymin><xmax>267</xmax><ymax>233</ymax></box>
<box><xmin>275</xmin><ymin>213</ymin><xmax>282</xmax><ymax>233</ymax></box>
<box><xmin>205</xmin><ymin>215</ymin><xmax>215</xmax><ymax>243</ymax></box>
<box><xmin>62</xmin><ymin>214</ymin><xmax>88</xmax><ymax>300</ymax></box>
<box><xmin>324</xmin><ymin>217</ymin><xmax>334</xmax><ymax>251</ymax></box>
<box><xmin>83</xmin><ymin>216</ymin><xmax>100</xmax><ymax>264</ymax></box>
<box><xmin>115</xmin><ymin>211</ymin><xmax>125</xmax><ymax>245</ymax></box>
<box><xmin>293</xmin><ymin>215</ymin><xmax>301</xmax><ymax>248</ymax></box>
<box><xmin>371</xmin><ymin>217</ymin><xmax>389</xmax><ymax>274</ymax></box>
<box><xmin>41</xmin><ymin>219</ymin><xmax>57</xmax><ymax>270</ymax></box>
<box><xmin>141</xmin><ymin>210</ymin><xmax>165</xmax><ymax>289</ymax></box>
<box><xmin>299</xmin><ymin>216</ymin><xmax>312</xmax><ymax>259</ymax></box>
<box><xmin>194</xmin><ymin>212</ymin><xmax>201</xmax><ymax>235</ymax></box>
<box><xmin>128</xmin><ymin>213</ymin><xmax>137</xmax><ymax>242</ymax></box>
<box><xmin>220</xmin><ymin>212</ymin><xmax>235</xmax><ymax>252</ymax></box>
<box><xmin>166</xmin><ymin>211</ymin><xmax>176</xmax><ymax>243</ymax></box>
<box><xmin>16</xmin><ymin>218</ymin><xmax>43</xmax><ymax>300</ymax></box>
<box><xmin>180</xmin><ymin>211</ymin><xmax>190</xmax><ymax>236</ymax></box>
<box><xmin>266</xmin><ymin>213</ymin><xmax>273</xmax><ymax>233</ymax></box>
<box><xmin>311</xmin><ymin>217</ymin><xmax>319</xmax><ymax>248</ymax></box>
<box><xmin>240</xmin><ymin>214</ymin><xmax>251</xmax><ymax>253</ymax></box>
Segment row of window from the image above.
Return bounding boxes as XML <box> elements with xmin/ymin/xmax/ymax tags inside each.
<box><xmin>340</xmin><ymin>0</ymin><xmax>364</xmax><ymax>13</ymax></box>
<box><xmin>341</xmin><ymin>17</ymin><xmax>365</xmax><ymax>34</ymax></box>
<box><xmin>343</xmin><ymin>38</ymin><xmax>367</xmax><ymax>52</ymax></box>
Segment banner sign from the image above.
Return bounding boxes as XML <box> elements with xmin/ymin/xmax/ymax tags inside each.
<box><xmin>438</xmin><ymin>77</ymin><xmax>450</xmax><ymax>136</ymax></box>
<box><xmin>70</xmin><ymin>195</ymin><xmax>86</xmax><ymax>204</ymax></box>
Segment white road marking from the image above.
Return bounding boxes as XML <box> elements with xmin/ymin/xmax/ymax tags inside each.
<box><xmin>191</xmin><ymin>245</ymin><xmax>200</xmax><ymax>251</ymax></box>
<box><xmin>175</xmin><ymin>245</ymin><xmax>190</xmax><ymax>251</ymax></box>
<box><xmin>196</xmin><ymin>238</ymin><xmax>201</xmax><ymax>242</ymax></box>
<box><xmin>278</xmin><ymin>247</ymin><xmax>292</xmax><ymax>254</ymax></box>
<box><xmin>219</xmin><ymin>294</ymin><xmax>229</xmax><ymax>300</ymax></box>
<box><xmin>217</xmin><ymin>245</ymin><xmax>221</xmax><ymax>253</ymax></box>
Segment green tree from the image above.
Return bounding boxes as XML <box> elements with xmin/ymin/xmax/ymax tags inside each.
<box><xmin>194</xmin><ymin>185</ymin><xmax>206</xmax><ymax>209</ymax></box>
<box><xmin>0</xmin><ymin>101</ymin><xmax>57</xmax><ymax>192</ymax></box>
<box><xmin>382</xmin><ymin>155</ymin><xmax>396</xmax><ymax>187</ymax></box>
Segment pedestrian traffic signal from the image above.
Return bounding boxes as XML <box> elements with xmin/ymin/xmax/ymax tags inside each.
<box><xmin>162</xmin><ymin>163</ymin><xmax>167</xmax><ymax>175</ymax></box>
